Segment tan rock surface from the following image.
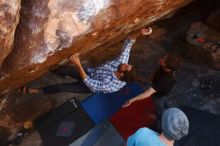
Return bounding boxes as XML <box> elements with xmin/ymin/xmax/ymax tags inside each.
<box><xmin>0</xmin><ymin>0</ymin><xmax>192</xmax><ymax>95</ymax></box>
<box><xmin>0</xmin><ymin>0</ymin><xmax>20</xmax><ymax>68</ymax></box>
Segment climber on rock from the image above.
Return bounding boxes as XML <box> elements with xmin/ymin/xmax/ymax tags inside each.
<box><xmin>23</xmin><ymin>27</ymin><xmax>153</xmax><ymax>94</ymax></box>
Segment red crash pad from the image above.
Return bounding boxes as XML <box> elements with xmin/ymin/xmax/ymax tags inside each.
<box><xmin>110</xmin><ymin>96</ymin><xmax>156</xmax><ymax>140</ymax></box>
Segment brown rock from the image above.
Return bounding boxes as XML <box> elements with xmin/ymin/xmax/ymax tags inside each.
<box><xmin>0</xmin><ymin>0</ymin><xmax>20</xmax><ymax>68</ymax></box>
<box><xmin>207</xmin><ymin>9</ymin><xmax>220</xmax><ymax>32</ymax></box>
<box><xmin>187</xmin><ymin>22</ymin><xmax>220</xmax><ymax>70</ymax></box>
<box><xmin>0</xmin><ymin>95</ymin><xmax>53</xmax><ymax>132</ymax></box>
<box><xmin>0</xmin><ymin>126</ymin><xmax>10</xmax><ymax>140</ymax></box>
<box><xmin>0</xmin><ymin>0</ymin><xmax>192</xmax><ymax>95</ymax></box>
<box><xmin>147</xmin><ymin>25</ymin><xmax>167</xmax><ymax>40</ymax></box>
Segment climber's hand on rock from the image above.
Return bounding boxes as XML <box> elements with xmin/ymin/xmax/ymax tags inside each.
<box><xmin>69</xmin><ymin>54</ymin><xmax>81</xmax><ymax>66</ymax></box>
<box><xmin>129</xmin><ymin>27</ymin><xmax>152</xmax><ymax>40</ymax></box>
<box><xmin>141</xmin><ymin>27</ymin><xmax>152</xmax><ymax>36</ymax></box>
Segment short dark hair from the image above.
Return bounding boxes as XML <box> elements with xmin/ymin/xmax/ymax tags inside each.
<box><xmin>164</xmin><ymin>54</ymin><xmax>182</xmax><ymax>71</ymax></box>
<box><xmin>120</xmin><ymin>67</ymin><xmax>136</xmax><ymax>82</ymax></box>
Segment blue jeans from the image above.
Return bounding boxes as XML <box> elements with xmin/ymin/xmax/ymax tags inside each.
<box><xmin>42</xmin><ymin>66</ymin><xmax>92</xmax><ymax>94</ymax></box>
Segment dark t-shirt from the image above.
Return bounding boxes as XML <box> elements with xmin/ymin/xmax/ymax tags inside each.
<box><xmin>151</xmin><ymin>67</ymin><xmax>176</xmax><ymax>98</ymax></box>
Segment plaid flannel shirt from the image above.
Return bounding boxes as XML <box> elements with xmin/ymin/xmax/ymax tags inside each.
<box><xmin>83</xmin><ymin>38</ymin><xmax>136</xmax><ymax>93</ymax></box>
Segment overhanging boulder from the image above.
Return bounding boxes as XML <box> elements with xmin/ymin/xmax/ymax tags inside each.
<box><xmin>0</xmin><ymin>0</ymin><xmax>192</xmax><ymax>95</ymax></box>
<box><xmin>0</xmin><ymin>0</ymin><xmax>20</xmax><ymax>69</ymax></box>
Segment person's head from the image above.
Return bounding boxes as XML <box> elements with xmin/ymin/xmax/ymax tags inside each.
<box><xmin>161</xmin><ymin>108</ymin><xmax>189</xmax><ymax>141</ymax></box>
<box><xmin>117</xmin><ymin>64</ymin><xmax>136</xmax><ymax>82</ymax></box>
<box><xmin>159</xmin><ymin>54</ymin><xmax>182</xmax><ymax>72</ymax></box>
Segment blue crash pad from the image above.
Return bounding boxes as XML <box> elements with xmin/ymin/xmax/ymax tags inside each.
<box><xmin>81</xmin><ymin>83</ymin><xmax>143</xmax><ymax>125</ymax></box>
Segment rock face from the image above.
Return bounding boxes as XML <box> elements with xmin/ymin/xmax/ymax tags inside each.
<box><xmin>207</xmin><ymin>9</ymin><xmax>220</xmax><ymax>32</ymax></box>
<box><xmin>0</xmin><ymin>95</ymin><xmax>53</xmax><ymax>137</ymax></box>
<box><xmin>0</xmin><ymin>0</ymin><xmax>20</xmax><ymax>69</ymax></box>
<box><xmin>187</xmin><ymin>22</ymin><xmax>220</xmax><ymax>70</ymax></box>
<box><xmin>0</xmin><ymin>0</ymin><xmax>192</xmax><ymax>95</ymax></box>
